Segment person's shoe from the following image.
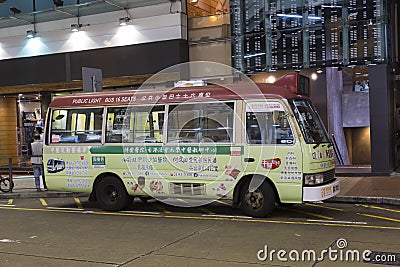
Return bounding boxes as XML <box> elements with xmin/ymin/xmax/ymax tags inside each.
<box><xmin>37</xmin><ymin>189</ymin><xmax>43</xmax><ymax>192</ymax></box>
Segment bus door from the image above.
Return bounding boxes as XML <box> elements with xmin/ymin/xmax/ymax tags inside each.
<box><xmin>243</xmin><ymin>100</ymin><xmax>303</xmax><ymax>203</ymax></box>
<box><xmin>165</xmin><ymin>101</ymin><xmax>241</xmax><ymax>199</ymax></box>
<box><xmin>104</xmin><ymin>105</ymin><xmax>165</xmax><ymax>195</ymax></box>
<box><xmin>45</xmin><ymin>107</ymin><xmax>103</xmax><ymax>191</ymax></box>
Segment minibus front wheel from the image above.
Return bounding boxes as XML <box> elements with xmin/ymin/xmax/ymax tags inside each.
<box><xmin>96</xmin><ymin>176</ymin><xmax>132</xmax><ymax>211</ymax></box>
<box><xmin>240</xmin><ymin>178</ymin><xmax>275</xmax><ymax>217</ymax></box>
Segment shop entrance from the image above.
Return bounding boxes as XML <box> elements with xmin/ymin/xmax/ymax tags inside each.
<box><xmin>17</xmin><ymin>94</ymin><xmax>43</xmax><ymax>165</ymax></box>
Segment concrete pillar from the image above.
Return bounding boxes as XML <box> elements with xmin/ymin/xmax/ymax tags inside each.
<box><xmin>369</xmin><ymin>64</ymin><xmax>394</xmax><ymax>174</ymax></box>
<box><xmin>326</xmin><ymin>67</ymin><xmax>350</xmax><ymax>165</ymax></box>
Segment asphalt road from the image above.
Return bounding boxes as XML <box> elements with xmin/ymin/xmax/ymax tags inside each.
<box><xmin>0</xmin><ymin>197</ymin><xmax>399</xmax><ymax>267</ymax></box>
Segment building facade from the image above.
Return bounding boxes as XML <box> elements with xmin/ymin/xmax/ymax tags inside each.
<box><xmin>0</xmin><ymin>0</ymin><xmax>188</xmax><ymax>166</ymax></box>
<box><xmin>227</xmin><ymin>0</ymin><xmax>400</xmax><ymax>174</ymax></box>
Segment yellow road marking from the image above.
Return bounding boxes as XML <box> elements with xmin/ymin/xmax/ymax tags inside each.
<box><xmin>213</xmin><ymin>200</ymin><xmax>231</xmax><ymax>207</ymax></box>
<box><xmin>357</xmin><ymin>213</ymin><xmax>400</xmax><ymax>223</ymax></box>
<box><xmin>197</xmin><ymin>207</ymin><xmax>215</xmax><ymax>215</ymax></box>
<box><xmin>74</xmin><ymin>198</ymin><xmax>83</xmax><ymax>209</ymax></box>
<box><xmin>152</xmin><ymin>203</ymin><xmax>171</xmax><ymax>214</ymax></box>
<box><xmin>7</xmin><ymin>199</ymin><xmax>13</xmax><ymax>205</ymax></box>
<box><xmin>357</xmin><ymin>204</ymin><xmax>400</xmax><ymax>213</ymax></box>
<box><xmin>278</xmin><ymin>207</ymin><xmax>333</xmax><ymax>220</ymax></box>
<box><xmin>305</xmin><ymin>203</ymin><xmax>345</xmax><ymax>211</ymax></box>
<box><xmin>0</xmin><ymin>205</ymin><xmax>399</xmax><ymax>231</ymax></box>
<box><xmin>39</xmin><ymin>198</ymin><xmax>47</xmax><ymax>207</ymax></box>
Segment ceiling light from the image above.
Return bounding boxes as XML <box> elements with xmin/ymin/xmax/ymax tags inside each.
<box><xmin>311</xmin><ymin>73</ymin><xmax>318</xmax><ymax>80</ymax></box>
<box><xmin>26</xmin><ymin>30</ymin><xmax>36</xmax><ymax>38</ymax></box>
<box><xmin>209</xmin><ymin>15</ymin><xmax>218</xmax><ymax>22</ymax></box>
<box><xmin>266</xmin><ymin>76</ymin><xmax>276</xmax><ymax>83</ymax></box>
<box><xmin>277</xmin><ymin>13</ymin><xmax>322</xmax><ymax>20</ymax></box>
<box><xmin>70</xmin><ymin>24</ymin><xmax>81</xmax><ymax>32</ymax></box>
<box><xmin>119</xmin><ymin>17</ymin><xmax>130</xmax><ymax>26</ymax></box>
<box><xmin>103</xmin><ymin>40</ymin><xmax>112</xmax><ymax>46</ymax></box>
<box><xmin>316</xmin><ymin>68</ymin><xmax>323</xmax><ymax>74</ymax></box>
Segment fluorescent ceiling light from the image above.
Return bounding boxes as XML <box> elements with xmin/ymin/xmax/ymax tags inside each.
<box><xmin>70</xmin><ymin>24</ymin><xmax>81</xmax><ymax>32</ymax></box>
<box><xmin>119</xmin><ymin>17</ymin><xmax>130</xmax><ymax>26</ymax></box>
<box><xmin>244</xmin><ymin>52</ymin><xmax>266</xmax><ymax>59</ymax></box>
<box><xmin>26</xmin><ymin>30</ymin><xmax>36</xmax><ymax>38</ymax></box>
<box><xmin>276</xmin><ymin>13</ymin><xmax>322</xmax><ymax>20</ymax></box>
<box><xmin>321</xmin><ymin>5</ymin><xmax>342</xmax><ymax>8</ymax></box>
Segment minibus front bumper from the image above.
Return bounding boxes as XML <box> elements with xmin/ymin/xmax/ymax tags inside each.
<box><xmin>303</xmin><ymin>179</ymin><xmax>340</xmax><ymax>202</ymax></box>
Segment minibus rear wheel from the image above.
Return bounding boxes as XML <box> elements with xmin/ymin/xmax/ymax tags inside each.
<box><xmin>96</xmin><ymin>176</ymin><xmax>131</xmax><ymax>211</ymax></box>
<box><xmin>240</xmin><ymin>179</ymin><xmax>275</xmax><ymax>217</ymax></box>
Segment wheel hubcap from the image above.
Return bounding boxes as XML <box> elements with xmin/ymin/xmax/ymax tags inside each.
<box><xmin>245</xmin><ymin>189</ymin><xmax>264</xmax><ymax>209</ymax></box>
<box><xmin>105</xmin><ymin>185</ymin><xmax>118</xmax><ymax>202</ymax></box>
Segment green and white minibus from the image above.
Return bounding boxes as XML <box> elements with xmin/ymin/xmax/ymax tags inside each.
<box><xmin>44</xmin><ymin>73</ymin><xmax>339</xmax><ymax>217</ymax></box>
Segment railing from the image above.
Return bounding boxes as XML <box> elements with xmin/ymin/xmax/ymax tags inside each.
<box><xmin>331</xmin><ymin>134</ymin><xmax>344</xmax><ymax>165</ymax></box>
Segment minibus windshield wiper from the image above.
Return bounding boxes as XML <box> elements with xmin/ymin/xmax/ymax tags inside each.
<box><xmin>313</xmin><ymin>143</ymin><xmax>321</xmax><ymax>149</ymax></box>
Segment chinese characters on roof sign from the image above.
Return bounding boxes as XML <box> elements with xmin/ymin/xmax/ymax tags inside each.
<box><xmin>69</xmin><ymin>91</ymin><xmax>213</xmax><ymax>106</ymax></box>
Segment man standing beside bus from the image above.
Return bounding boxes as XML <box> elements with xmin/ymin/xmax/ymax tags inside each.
<box><xmin>31</xmin><ymin>134</ymin><xmax>44</xmax><ymax>192</ymax></box>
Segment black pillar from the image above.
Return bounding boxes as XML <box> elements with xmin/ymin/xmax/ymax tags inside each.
<box><xmin>369</xmin><ymin>64</ymin><xmax>395</xmax><ymax>174</ymax></box>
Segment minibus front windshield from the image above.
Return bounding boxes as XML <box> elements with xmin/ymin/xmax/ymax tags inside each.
<box><xmin>289</xmin><ymin>99</ymin><xmax>330</xmax><ymax>144</ymax></box>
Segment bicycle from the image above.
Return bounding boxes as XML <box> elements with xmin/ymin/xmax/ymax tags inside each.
<box><xmin>0</xmin><ymin>173</ymin><xmax>14</xmax><ymax>193</ymax></box>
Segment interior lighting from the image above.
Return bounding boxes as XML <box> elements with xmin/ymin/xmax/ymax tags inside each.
<box><xmin>209</xmin><ymin>15</ymin><xmax>218</xmax><ymax>22</ymax></box>
<box><xmin>119</xmin><ymin>17</ymin><xmax>130</xmax><ymax>26</ymax></box>
<box><xmin>266</xmin><ymin>76</ymin><xmax>276</xmax><ymax>83</ymax></box>
<box><xmin>321</xmin><ymin>5</ymin><xmax>342</xmax><ymax>8</ymax></box>
<box><xmin>276</xmin><ymin>13</ymin><xmax>322</xmax><ymax>20</ymax></box>
<box><xmin>311</xmin><ymin>73</ymin><xmax>318</xmax><ymax>80</ymax></box>
<box><xmin>26</xmin><ymin>30</ymin><xmax>36</xmax><ymax>38</ymax></box>
<box><xmin>316</xmin><ymin>68</ymin><xmax>323</xmax><ymax>74</ymax></box>
<box><xmin>103</xmin><ymin>40</ymin><xmax>112</xmax><ymax>46</ymax></box>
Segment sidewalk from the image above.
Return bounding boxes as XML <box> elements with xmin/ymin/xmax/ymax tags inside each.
<box><xmin>0</xmin><ymin>175</ymin><xmax>399</xmax><ymax>206</ymax></box>
<box><xmin>331</xmin><ymin>175</ymin><xmax>400</xmax><ymax>206</ymax></box>
<box><xmin>0</xmin><ymin>176</ymin><xmax>88</xmax><ymax>199</ymax></box>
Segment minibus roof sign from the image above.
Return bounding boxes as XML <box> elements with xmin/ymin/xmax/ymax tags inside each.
<box><xmin>49</xmin><ymin>73</ymin><xmax>309</xmax><ymax>107</ymax></box>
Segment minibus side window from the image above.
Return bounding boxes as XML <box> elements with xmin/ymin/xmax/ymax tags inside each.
<box><xmin>50</xmin><ymin>108</ymin><xmax>103</xmax><ymax>143</ymax></box>
<box><xmin>167</xmin><ymin>102</ymin><xmax>234</xmax><ymax>143</ymax></box>
<box><xmin>246</xmin><ymin>110</ymin><xmax>293</xmax><ymax>145</ymax></box>
<box><xmin>106</xmin><ymin>106</ymin><xmax>164</xmax><ymax>143</ymax></box>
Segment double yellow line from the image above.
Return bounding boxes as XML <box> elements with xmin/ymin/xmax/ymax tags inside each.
<box><xmin>357</xmin><ymin>204</ymin><xmax>400</xmax><ymax>223</ymax></box>
<box><xmin>0</xmin><ymin>205</ymin><xmax>399</xmax><ymax>231</ymax></box>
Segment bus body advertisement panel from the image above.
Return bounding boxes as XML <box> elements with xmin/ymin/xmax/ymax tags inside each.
<box><xmin>44</xmin><ymin>72</ymin><xmax>339</xmax><ymax>217</ymax></box>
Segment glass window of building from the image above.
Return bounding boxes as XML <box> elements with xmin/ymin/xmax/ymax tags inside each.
<box><xmin>230</xmin><ymin>0</ymin><xmax>390</xmax><ymax>73</ymax></box>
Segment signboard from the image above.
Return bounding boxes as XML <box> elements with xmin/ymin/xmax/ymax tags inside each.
<box><xmin>82</xmin><ymin>67</ymin><xmax>102</xmax><ymax>92</ymax></box>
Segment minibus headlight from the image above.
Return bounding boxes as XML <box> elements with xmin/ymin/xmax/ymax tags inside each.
<box><xmin>304</xmin><ymin>174</ymin><xmax>324</xmax><ymax>185</ymax></box>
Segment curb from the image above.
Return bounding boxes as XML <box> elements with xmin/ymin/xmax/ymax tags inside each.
<box><xmin>0</xmin><ymin>191</ymin><xmax>89</xmax><ymax>199</ymax></box>
<box><xmin>328</xmin><ymin>196</ymin><xmax>400</xmax><ymax>206</ymax></box>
